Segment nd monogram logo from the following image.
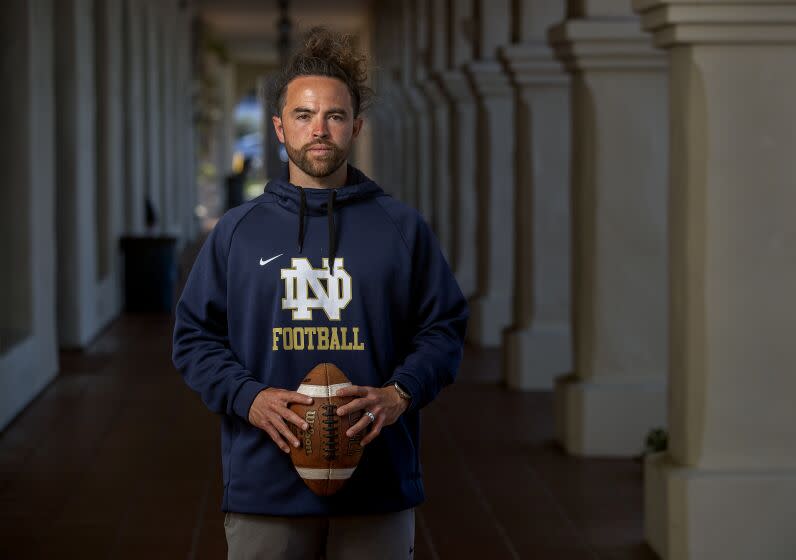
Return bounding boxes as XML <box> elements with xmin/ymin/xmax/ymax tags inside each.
<box><xmin>281</xmin><ymin>258</ymin><xmax>352</xmax><ymax>320</ymax></box>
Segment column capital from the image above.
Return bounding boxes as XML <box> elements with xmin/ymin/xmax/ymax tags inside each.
<box><xmin>501</xmin><ymin>42</ymin><xmax>569</xmax><ymax>88</ymax></box>
<box><xmin>464</xmin><ymin>60</ymin><xmax>513</xmax><ymax>97</ymax></box>
<box><xmin>632</xmin><ymin>1</ymin><xmax>796</xmax><ymax>47</ymax></box>
<box><xmin>549</xmin><ymin>18</ymin><xmax>666</xmax><ymax>72</ymax></box>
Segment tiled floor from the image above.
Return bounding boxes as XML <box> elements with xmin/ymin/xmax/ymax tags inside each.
<box><xmin>0</xmin><ymin>314</ymin><xmax>657</xmax><ymax>559</ymax></box>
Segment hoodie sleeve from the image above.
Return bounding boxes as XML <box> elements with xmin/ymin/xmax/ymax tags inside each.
<box><xmin>384</xmin><ymin>211</ymin><xmax>469</xmax><ymax>413</ymax></box>
<box><xmin>172</xmin><ymin>212</ymin><xmax>267</xmax><ymax>421</ymax></box>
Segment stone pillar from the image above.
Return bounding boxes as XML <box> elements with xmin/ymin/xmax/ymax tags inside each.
<box><xmin>437</xmin><ymin>0</ymin><xmax>478</xmax><ymax>299</ymax></box>
<box><xmin>94</xmin><ymin>0</ymin><xmax>125</xmax><ymax>326</ymax></box>
<box><xmin>144</xmin><ymin>0</ymin><xmax>163</xmax><ymax>229</ymax></box>
<box><xmin>549</xmin><ymin>1</ymin><xmax>668</xmax><ymax>456</ymax></box>
<box><xmin>0</xmin><ymin>0</ymin><xmax>58</xmax><ymax>429</ymax></box>
<box><xmin>391</xmin><ymin>72</ymin><xmax>415</xmax><ymax>204</ymax></box>
<box><xmin>389</xmin><ymin>0</ymin><xmax>418</xmax><ymax>207</ymax></box>
<box><xmin>176</xmin><ymin>2</ymin><xmax>198</xmax><ymax>241</ymax></box>
<box><xmin>401</xmin><ymin>0</ymin><xmax>432</xmax><ymax>214</ymax></box>
<box><xmin>172</xmin><ymin>3</ymin><xmax>191</xmax><ymax>241</ymax></box>
<box><xmin>410</xmin><ymin>0</ymin><xmax>435</xmax><ymax>225</ymax></box>
<box><xmin>397</xmin><ymin>96</ymin><xmax>417</xmax><ymax>205</ymax></box>
<box><xmin>54</xmin><ymin>0</ymin><xmax>100</xmax><ymax>348</ymax></box>
<box><xmin>501</xmin><ymin>0</ymin><xmax>573</xmax><ymax>390</ymax></box>
<box><xmin>421</xmin><ymin>0</ymin><xmax>453</xmax><ymax>260</ymax></box>
<box><xmin>367</xmin><ymin>100</ymin><xmax>387</xmax><ymax>186</ymax></box>
<box><xmin>377</xmin><ymin>85</ymin><xmax>406</xmax><ymax>198</ymax></box>
<box><xmin>218</xmin><ymin>61</ymin><xmax>236</xmax><ymax>212</ymax></box>
<box><xmin>633</xmin><ymin>2</ymin><xmax>796</xmax><ymax>558</ymax></box>
<box><xmin>375</xmin><ymin>64</ymin><xmax>405</xmax><ymax>196</ymax></box>
<box><xmin>464</xmin><ymin>0</ymin><xmax>516</xmax><ymax>347</ymax></box>
<box><xmin>382</xmin><ymin>0</ymin><xmax>408</xmax><ymax>199</ymax></box>
<box><xmin>381</xmin><ymin>2</ymin><xmax>412</xmax><ymax>202</ymax></box>
<box><xmin>160</xmin><ymin>0</ymin><xmax>177</xmax><ymax>234</ymax></box>
<box><xmin>369</xmin><ymin>0</ymin><xmax>400</xmax><ymax>194</ymax></box>
<box><xmin>123</xmin><ymin>0</ymin><xmax>146</xmax><ymax>233</ymax></box>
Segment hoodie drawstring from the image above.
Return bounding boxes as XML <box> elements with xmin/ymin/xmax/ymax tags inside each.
<box><xmin>327</xmin><ymin>190</ymin><xmax>336</xmax><ymax>272</ymax></box>
<box><xmin>294</xmin><ymin>185</ymin><xmax>336</xmax><ymax>271</ymax></box>
<box><xmin>297</xmin><ymin>186</ymin><xmax>306</xmax><ymax>253</ymax></box>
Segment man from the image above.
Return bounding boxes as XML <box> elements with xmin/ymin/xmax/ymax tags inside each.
<box><xmin>173</xmin><ymin>28</ymin><xmax>468</xmax><ymax>559</ymax></box>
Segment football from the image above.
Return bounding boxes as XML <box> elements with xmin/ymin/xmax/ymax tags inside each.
<box><xmin>288</xmin><ymin>363</ymin><xmax>364</xmax><ymax>496</ymax></box>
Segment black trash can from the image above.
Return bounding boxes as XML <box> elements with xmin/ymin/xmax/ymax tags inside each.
<box><xmin>120</xmin><ymin>235</ymin><xmax>177</xmax><ymax>312</ymax></box>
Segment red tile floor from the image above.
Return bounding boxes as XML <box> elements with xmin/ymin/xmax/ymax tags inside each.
<box><xmin>0</xmin><ymin>314</ymin><xmax>657</xmax><ymax>559</ymax></box>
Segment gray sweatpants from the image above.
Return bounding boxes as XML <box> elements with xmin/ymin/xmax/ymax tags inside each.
<box><xmin>224</xmin><ymin>508</ymin><xmax>415</xmax><ymax>560</ymax></box>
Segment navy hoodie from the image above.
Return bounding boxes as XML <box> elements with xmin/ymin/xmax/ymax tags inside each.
<box><xmin>172</xmin><ymin>165</ymin><xmax>469</xmax><ymax>516</ymax></box>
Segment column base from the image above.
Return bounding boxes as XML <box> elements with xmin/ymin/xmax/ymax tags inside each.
<box><xmin>644</xmin><ymin>452</ymin><xmax>669</xmax><ymax>559</ymax></box>
<box><xmin>465</xmin><ymin>294</ymin><xmax>512</xmax><ymax>348</ymax></box>
<box><xmin>554</xmin><ymin>373</ymin><xmax>666</xmax><ymax>456</ymax></box>
<box><xmin>645</xmin><ymin>453</ymin><xmax>796</xmax><ymax>559</ymax></box>
<box><xmin>0</xmin><ymin>335</ymin><xmax>58</xmax><ymax>430</ymax></box>
<box><xmin>503</xmin><ymin>323</ymin><xmax>572</xmax><ymax>390</ymax></box>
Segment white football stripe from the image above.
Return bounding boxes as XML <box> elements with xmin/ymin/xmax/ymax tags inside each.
<box><xmin>296</xmin><ymin>382</ymin><xmax>352</xmax><ymax>398</ymax></box>
<box><xmin>296</xmin><ymin>466</ymin><xmax>357</xmax><ymax>480</ymax></box>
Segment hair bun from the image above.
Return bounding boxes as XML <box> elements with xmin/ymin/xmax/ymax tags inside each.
<box><xmin>268</xmin><ymin>27</ymin><xmax>374</xmax><ymax>117</ymax></box>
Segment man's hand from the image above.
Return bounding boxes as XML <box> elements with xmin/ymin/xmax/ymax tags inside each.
<box><xmin>335</xmin><ymin>385</ymin><xmax>409</xmax><ymax>446</ymax></box>
<box><xmin>248</xmin><ymin>388</ymin><xmax>314</xmax><ymax>453</ymax></box>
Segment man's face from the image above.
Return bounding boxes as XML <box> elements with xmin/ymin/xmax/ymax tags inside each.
<box><xmin>272</xmin><ymin>76</ymin><xmax>363</xmax><ymax>179</ymax></box>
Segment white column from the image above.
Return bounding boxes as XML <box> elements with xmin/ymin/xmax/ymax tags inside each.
<box><xmin>370</xmin><ymin>0</ymin><xmax>408</xmax><ymax>199</ymax></box>
<box><xmin>378</xmin><ymin>86</ymin><xmax>406</xmax><ymax>197</ymax></box>
<box><xmin>176</xmin><ymin>1</ymin><xmax>197</xmax><ymax>241</ymax></box>
<box><xmin>403</xmin><ymin>0</ymin><xmax>433</xmax><ymax>218</ymax></box>
<box><xmin>501</xmin><ymin>0</ymin><xmax>573</xmax><ymax>390</ymax></box>
<box><xmin>634</xmin><ymin>2</ymin><xmax>796</xmax><ymax>558</ymax></box>
<box><xmin>384</xmin><ymin>0</ymin><xmax>414</xmax><ymax>203</ymax></box>
<box><xmin>464</xmin><ymin>0</ymin><xmax>516</xmax><ymax>347</ymax></box>
<box><xmin>420</xmin><ymin>0</ymin><xmax>453</xmax><ymax>260</ymax></box>
<box><xmin>144</xmin><ymin>0</ymin><xmax>163</xmax><ymax>228</ymax></box>
<box><xmin>0</xmin><ymin>0</ymin><xmax>58</xmax><ymax>429</ymax></box>
<box><xmin>437</xmin><ymin>0</ymin><xmax>478</xmax><ymax>299</ymax></box>
<box><xmin>389</xmin><ymin>7</ymin><xmax>416</xmax><ymax>206</ymax></box>
<box><xmin>94</xmin><ymin>0</ymin><xmax>125</xmax><ymax>327</ymax></box>
<box><xmin>369</xmin><ymin>0</ymin><xmax>396</xmax><ymax>192</ymax></box>
<box><xmin>55</xmin><ymin>0</ymin><xmax>100</xmax><ymax>348</ymax></box>
<box><xmin>409</xmin><ymin>0</ymin><xmax>436</xmax><ymax>228</ymax></box>
<box><xmin>218</xmin><ymin>61</ymin><xmax>236</xmax><ymax>213</ymax></box>
<box><xmin>123</xmin><ymin>0</ymin><xmax>146</xmax><ymax>233</ymax></box>
<box><xmin>380</xmin><ymin>0</ymin><xmax>407</xmax><ymax>197</ymax></box>
<box><xmin>549</xmin><ymin>1</ymin><xmax>669</xmax><ymax>456</ymax></box>
<box><xmin>390</xmin><ymin>83</ymin><xmax>415</xmax><ymax>204</ymax></box>
<box><xmin>160</xmin><ymin>0</ymin><xmax>178</xmax><ymax>234</ymax></box>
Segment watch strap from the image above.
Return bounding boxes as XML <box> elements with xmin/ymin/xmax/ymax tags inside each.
<box><xmin>393</xmin><ymin>382</ymin><xmax>412</xmax><ymax>401</ymax></box>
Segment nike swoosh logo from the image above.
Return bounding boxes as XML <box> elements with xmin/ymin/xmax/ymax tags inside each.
<box><xmin>259</xmin><ymin>254</ymin><xmax>283</xmax><ymax>266</ymax></box>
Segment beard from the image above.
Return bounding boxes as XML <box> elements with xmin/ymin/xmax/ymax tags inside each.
<box><xmin>284</xmin><ymin>138</ymin><xmax>348</xmax><ymax>178</ymax></box>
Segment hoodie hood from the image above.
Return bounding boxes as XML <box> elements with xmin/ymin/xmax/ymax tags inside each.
<box><xmin>264</xmin><ymin>165</ymin><xmax>384</xmax><ymax>271</ymax></box>
<box><xmin>265</xmin><ymin>165</ymin><xmax>383</xmax><ymax>215</ymax></box>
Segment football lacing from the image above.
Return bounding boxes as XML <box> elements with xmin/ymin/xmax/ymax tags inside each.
<box><xmin>321</xmin><ymin>403</ymin><xmax>339</xmax><ymax>461</ymax></box>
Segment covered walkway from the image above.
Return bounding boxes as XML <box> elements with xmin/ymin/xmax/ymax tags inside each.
<box><xmin>0</xmin><ymin>314</ymin><xmax>652</xmax><ymax>559</ymax></box>
<box><xmin>4</xmin><ymin>1</ymin><xmax>795</xmax><ymax>557</ymax></box>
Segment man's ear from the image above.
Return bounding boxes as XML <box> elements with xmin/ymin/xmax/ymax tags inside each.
<box><xmin>352</xmin><ymin>116</ymin><xmax>363</xmax><ymax>139</ymax></box>
<box><xmin>272</xmin><ymin>114</ymin><xmax>285</xmax><ymax>143</ymax></box>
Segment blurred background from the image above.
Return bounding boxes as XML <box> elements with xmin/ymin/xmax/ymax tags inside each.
<box><xmin>1</xmin><ymin>0</ymin><xmax>795</xmax><ymax>558</ymax></box>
